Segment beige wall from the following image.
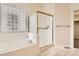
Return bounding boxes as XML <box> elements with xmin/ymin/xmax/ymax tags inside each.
<box><xmin>71</xmin><ymin>3</ymin><xmax>79</xmax><ymax>11</ymax></box>
<box><xmin>39</xmin><ymin>3</ymin><xmax>55</xmax><ymax>15</ymax></box>
<box><xmin>55</xmin><ymin>4</ymin><xmax>72</xmax><ymax>48</ymax></box>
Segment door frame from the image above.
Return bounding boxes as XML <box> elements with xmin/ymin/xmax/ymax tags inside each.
<box><xmin>73</xmin><ymin>10</ymin><xmax>79</xmax><ymax>48</ymax></box>
<box><xmin>37</xmin><ymin>11</ymin><xmax>54</xmax><ymax>48</ymax></box>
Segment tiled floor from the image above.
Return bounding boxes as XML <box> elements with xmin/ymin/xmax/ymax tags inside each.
<box><xmin>40</xmin><ymin>47</ymin><xmax>79</xmax><ymax>56</ymax></box>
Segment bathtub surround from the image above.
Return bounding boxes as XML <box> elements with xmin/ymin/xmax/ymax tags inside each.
<box><xmin>0</xmin><ymin>4</ymin><xmax>40</xmax><ymax>55</ymax></box>
<box><xmin>0</xmin><ymin>33</ymin><xmax>39</xmax><ymax>56</ymax></box>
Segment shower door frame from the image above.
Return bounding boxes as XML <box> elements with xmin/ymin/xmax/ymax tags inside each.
<box><xmin>37</xmin><ymin>11</ymin><xmax>54</xmax><ymax>48</ymax></box>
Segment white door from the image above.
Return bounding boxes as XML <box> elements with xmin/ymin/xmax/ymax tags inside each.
<box><xmin>38</xmin><ymin>12</ymin><xmax>53</xmax><ymax>47</ymax></box>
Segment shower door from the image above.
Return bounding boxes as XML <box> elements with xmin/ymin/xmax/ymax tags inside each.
<box><xmin>37</xmin><ymin>11</ymin><xmax>53</xmax><ymax>47</ymax></box>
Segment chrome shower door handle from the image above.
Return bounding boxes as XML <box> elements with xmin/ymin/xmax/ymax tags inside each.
<box><xmin>38</xmin><ymin>25</ymin><xmax>49</xmax><ymax>30</ymax></box>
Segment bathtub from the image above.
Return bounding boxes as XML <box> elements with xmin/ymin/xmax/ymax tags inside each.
<box><xmin>0</xmin><ymin>32</ymin><xmax>39</xmax><ymax>56</ymax></box>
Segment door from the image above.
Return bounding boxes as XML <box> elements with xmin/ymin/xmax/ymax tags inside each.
<box><xmin>74</xmin><ymin>21</ymin><xmax>79</xmax><ymax>48</ymax></box>
<box><xmin>37</xmin><ymin>12</ymin><xmax>53</xmax><ymax>47</ymax></box>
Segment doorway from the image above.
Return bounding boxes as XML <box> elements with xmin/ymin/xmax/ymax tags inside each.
<box><xmin>37</xmin><ymin>11</ymin><xmax>54</xmax><ymax>48</ymax></box>
<box><xmin>74</xmin><ymin>10</ymin><xmax>79</xmax><ymax>48</ymax></box>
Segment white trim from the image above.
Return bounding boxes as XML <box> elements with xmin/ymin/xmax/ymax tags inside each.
<box><xmin>70</xmin><ymin>5</ymin><xmax>74</xmax><ymax>48</ymax></box>
<box><xmin>53</xmin><ymin>15</ymin><xmax>55</xmax><ymax>46</ymax></box>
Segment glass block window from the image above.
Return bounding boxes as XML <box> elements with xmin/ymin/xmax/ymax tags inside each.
<box><xmin>1</xmin><ymin>4</ymin><xmax>27</xmax><ymax>32</ymax></box>
<box><xmin>7</xmin><ymin>13</ymin><xmax>19</xmax><ymax>32</ymax></box>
